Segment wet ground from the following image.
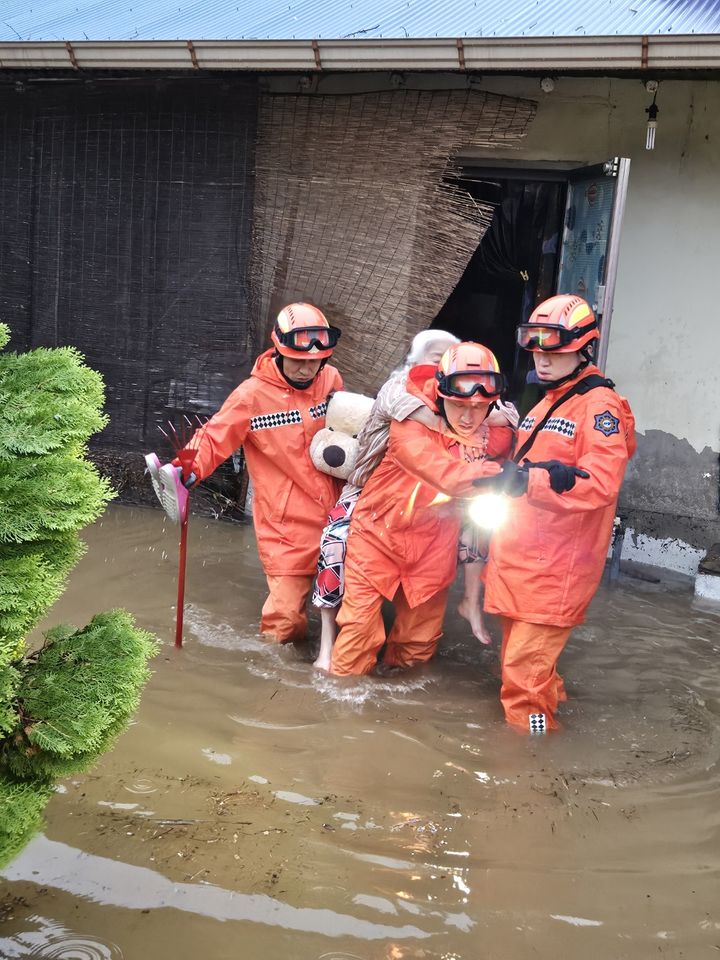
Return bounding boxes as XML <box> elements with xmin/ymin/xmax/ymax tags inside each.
<box><xmin>2</xmin><ymin>505</ymin><xmax>720</xmax><ymax>960</ymax></box>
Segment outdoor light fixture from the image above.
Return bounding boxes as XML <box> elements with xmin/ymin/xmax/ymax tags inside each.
<box><xmin>468</xmin><ymin>493</ymin><xmax>509</xmax><ymax>531</ymax></box>
<box><xmin>540</xmin><ymin>76</ymin><xmax>555</xmax><ymax>94</ymax></box>
<box><xmin>644</xmin><ymin>80</ymin><xmax>660</xmax><ymax>150</ymax></box>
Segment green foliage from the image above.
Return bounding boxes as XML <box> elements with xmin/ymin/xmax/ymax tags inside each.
<box><xmin>0</xmin><ymin>775</ymin><xmax>54</xmax><ymax>866</ymax></box>
<box><xmin>0</xmin><ymin>346</ymin><xmax>107</xmax><ymax>459</ymax></box>
<box><xmin>0</xmin><ymin>327</ymin><xmax>159</xmax><ymax>870</ymax></box>
<box><xmin>0</xmin><ymin>665</ymin><xmax>19</xmax><ymax>736</ymax></box>
<box><xmin>0</xmin><ymin>535</ymin><xmax>85</xmax><ymax>654</ymax></box>
<box><xmin>5</xmin><ymin>611</ymin><xmax>158</xmax><ymax>781</ymax></box>
<box><xmin>0</xmin><ymin>451</ymin><xmax>113</xmax><ymax>544</ymax></box>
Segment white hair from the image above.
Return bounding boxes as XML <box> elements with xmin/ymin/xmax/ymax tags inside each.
<box><xmin>403</xmin><ymin>329</ymin><xmax>460</xmax><ymax>369</ymax></box>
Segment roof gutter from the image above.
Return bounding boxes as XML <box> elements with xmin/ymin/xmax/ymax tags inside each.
<box><xmin>0</xmin><ymin>35</ymin><xmax>719</xmax><ymax>72</ymax></box>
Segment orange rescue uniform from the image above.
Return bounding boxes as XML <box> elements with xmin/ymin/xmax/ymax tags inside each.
<box><xmin>183</xmin><ymin>349</ymin><xmax>343</xmax><ymax>642</ymax></box>
<box><xmin>484</xmin><ymin>365</ymin><xmax>636</xmax><ymax>728</ymax></box>
<box><xmin>331</xmin><ymin>372</ymin><xmax>512</xmax><ymax>676</ymax></box>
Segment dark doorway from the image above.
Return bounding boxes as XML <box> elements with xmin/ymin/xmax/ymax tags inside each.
<box><xmin>432</xmin><ymin>176</ymin><xmax>566</xmax><ymax>405</ymax></box>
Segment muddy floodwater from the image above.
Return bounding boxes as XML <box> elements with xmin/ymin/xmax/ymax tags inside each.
<box><xmin>2</xmin><ymin>505</ymin><xmax>720</xmax><ymax>960</ymax></box>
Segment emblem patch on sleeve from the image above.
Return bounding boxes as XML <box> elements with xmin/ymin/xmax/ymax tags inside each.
<box><xmin>594</xmin><ymin>410</ymin><xmax>620</xmax><ymax>437</ymax></box>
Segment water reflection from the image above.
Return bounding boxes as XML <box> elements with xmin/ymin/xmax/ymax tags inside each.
<box><xmin>2</xmin><ymin>506</ymin><xmax>720</xmax><ymax>960</ymax></box>
<box><xmin>3</xmin><ymin>837</ymin><xmax>432</xmax><ymax>940</ymax></box>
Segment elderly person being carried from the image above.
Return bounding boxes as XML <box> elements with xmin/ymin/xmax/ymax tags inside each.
<box><xmin>328</xmin><ymin>342</ymin><xmax>516</xmax><ymax>676</ymax></box>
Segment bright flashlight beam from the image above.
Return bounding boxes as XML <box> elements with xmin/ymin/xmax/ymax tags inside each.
<box><xmin>468</xmin><ymin>493</ymin><xmax>509</xmax><ymax>531</ymax></box>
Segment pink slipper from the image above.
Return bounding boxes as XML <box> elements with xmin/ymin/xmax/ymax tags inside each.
<box><xmin>158</xmin><ymin>463</ymin><xmax>189</xmax><ymax>525</ymax></box>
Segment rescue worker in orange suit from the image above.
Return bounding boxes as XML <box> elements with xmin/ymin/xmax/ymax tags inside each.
<box><xmin>172</xmin><ymin>303</ymin><xmax>343</xmax><ymax>643</ymax></box>
<box><xmin>330</xmin><ymin>343</ymin><xmax>517</xmax><ymax>677</ymax></box>
<box><xmin>483</xmin><ymin>294</ymin><xmax>636</xmax><ymax>734</ymax></box>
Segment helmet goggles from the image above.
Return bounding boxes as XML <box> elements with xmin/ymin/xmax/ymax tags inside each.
<box><xmin>517</xmin><ymin>321</ymin><xmax>596</xmax><ymax>352</ymax></box>
<box><xmin>274</xmin><ymin>324</ymin><xmax>341</xmax><ymax>352</ymax></box>
<box><xmin>436</xmin><ymin>369</ymin><xmax>505</xmax><ymax>400</ymax></box>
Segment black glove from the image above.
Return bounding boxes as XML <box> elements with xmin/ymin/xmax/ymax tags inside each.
<box><xmin>472</xmin><ymin>461</ymin><xmax>529</xmax><ymax>498</ymax></box>
<box><xmin>525</xmin><ymin>460</ymin><xmax>590</xmax><ymax>494</ymax></box>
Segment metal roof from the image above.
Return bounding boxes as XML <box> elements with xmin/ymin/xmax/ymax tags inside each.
<box><xmin>2</xmin><ymin>0</ymin><xmax>720</xmax><ymax>42</ymax></box>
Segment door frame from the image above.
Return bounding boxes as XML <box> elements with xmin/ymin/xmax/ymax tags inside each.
<box><xmin>459</xmin><ymin>157</ymin><xmax>631</xmax><ymax>373</ymax></box>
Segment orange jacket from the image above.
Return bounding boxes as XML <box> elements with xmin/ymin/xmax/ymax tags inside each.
<box><xmin>484</xmin><ymin>366</ymin><xmax>636</xmax><ymax>627</ymax></box>
<box><xmin>182</xmin><ymin>349</ymin><xmax>343</xmax><ymax>576</ymax></box>
<box><xmin>346</xmin><ymin>370</ymin><xmax>510</xmax><ymax>608</ymax></box>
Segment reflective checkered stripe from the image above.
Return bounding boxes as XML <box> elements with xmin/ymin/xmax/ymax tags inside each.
<box><xmin>541</xmin><ymin>416</ymin><xmax>576</xmax><ymax>439</ymax></box>
<box><xmin>529</xmin><ymin>713</ymin><xmax>546</xmax><ymax>734</ymax></box>
<box><xmin>249</xmin><ymin>409</ymin><xmax>302</xmax><ymax>431</ymax></box>
<box><xmin>309</xmin><ymin>401</ymin><xmax>328</xmax><ymax>420</ymax></box>
<box><xmin>519</xmin><ymin>415</ymin><xmax>536</xmax><ymax>431</ymax></box>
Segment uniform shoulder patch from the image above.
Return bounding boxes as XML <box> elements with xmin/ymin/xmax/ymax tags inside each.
<box><xmin>594</xmin><ymin>410</ymin><xmax>620</xmax><ymax>437</ymax></box>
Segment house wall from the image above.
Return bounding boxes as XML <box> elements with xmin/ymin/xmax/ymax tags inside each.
<box><xmin>2</xmin><ymin>69</ymin><xmax>716</xmax><ymax>567</ymax></box>
<box><xmin>464</xmin><ymin>74</ymin><xmax>720</xmax><ymax>574</ymax></box>
<box><xmin>266</xmin><ymin>71</ymin><xmax>719</xmax><ymax>572</ymax></box>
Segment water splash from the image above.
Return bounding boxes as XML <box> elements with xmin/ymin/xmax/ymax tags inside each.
<box><xmin>184</xmin><ymin>605</ymin><xmax>268</xmax><ymax>652</ymax></box>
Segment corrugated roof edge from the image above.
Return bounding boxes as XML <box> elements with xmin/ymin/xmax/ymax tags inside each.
<box><xmin>1</xmin><ymin>35</ymin><xmax>719</xmax><ymax>73</ymax></box>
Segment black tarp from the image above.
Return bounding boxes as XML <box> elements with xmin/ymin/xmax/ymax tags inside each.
<box><xmin>0</xmin><ymin>76</ymin><xmax>258</xmax><ymax>451</ymax></box>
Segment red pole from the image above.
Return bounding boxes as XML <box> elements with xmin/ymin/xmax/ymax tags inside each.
<box><xmin>175</xmin><ymin>513</ymin><xmax>189</xmax><ymax>648</ymax></box>
<box><xmin>165</xmin><ymin>416</ymin><xmax>208</xmax><ymax>650</ymax></box>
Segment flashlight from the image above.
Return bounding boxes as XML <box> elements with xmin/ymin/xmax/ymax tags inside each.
<box><xmin>468</xmin><ymin>493</ymin><xmax>509</xmax><ymax>530</ymax></box>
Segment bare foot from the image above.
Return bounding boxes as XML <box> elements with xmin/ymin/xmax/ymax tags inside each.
<box><xmin>457</xmin><ymin>600</ymin><xmax>492</xmax><ymax>645</ymax></box>
<box><xmin>313</xmin><ymin>651</ymin><xmax>332</xmax><ymax>672</ymax></box>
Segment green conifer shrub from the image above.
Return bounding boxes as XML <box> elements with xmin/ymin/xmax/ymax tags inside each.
<box><xmin>0</xmin><ymin>323</ymin><xmax>158</xmax><ymax>868</ymax></box>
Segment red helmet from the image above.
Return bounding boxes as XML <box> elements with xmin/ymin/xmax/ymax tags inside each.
<box><xmin>436</xmin><ymin>342</ymin><xmax>505</xmax><ymax>402</ymax></box>
<box><xmin>517</xmin><ymin>295</ymin><xmax>599</xmax><ymax>353</ymax></box>
<box><xmin>271</xmin><ymin>302</ymin><xmax>341</xmax><ymax>360</ymax></box>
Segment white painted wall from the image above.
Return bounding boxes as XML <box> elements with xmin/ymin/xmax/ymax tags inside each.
<box><xmin>266</xmin><ymin>71</ymin><xmax>720</xmax><ymax>572</ymax></box>
<box><xmin>270</xmin><ymin>71</ymin><xmax>720</xmax><ymax>452</ymax></box>
<box><xmin>457</xmin><ymin>75</ymin><xmax>720</xmax><ymax>455</ymax></box>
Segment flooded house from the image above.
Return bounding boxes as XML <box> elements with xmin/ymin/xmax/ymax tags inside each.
<box><xmin>1</xmin><ymin>3</ymin><xmax>719</xmax><ymax>582</ymax></box>
<box><xmin>2</xmin><ymin>4</ymin><xmax>720</xmax><ymax>958</ymax></box>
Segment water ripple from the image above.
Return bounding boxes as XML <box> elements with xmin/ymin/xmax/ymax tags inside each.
<box><xmin>0</xmin><ymin>916</ymin><xmax>122</xmax><ymax>960</ymax></box>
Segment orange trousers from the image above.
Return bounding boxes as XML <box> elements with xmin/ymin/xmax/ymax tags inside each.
<box><xmin>331</xmin><ymin>566</ymin><xmax>449</xmax><ymax>676</ymax></box>
<box><xmin>261</xmin><ymin>574</ymin><xmax>314</xmax><ymax>644</ymax></box>
<box><xmin>499</xmin><ymin>617</ymin><xmax>572</xmax><ymax>730</ymax></box>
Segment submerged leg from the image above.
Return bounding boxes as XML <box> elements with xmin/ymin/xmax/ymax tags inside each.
<box><xmin>331</xmin><ymin>560</ymin><xmax>386</xmax><ymax>676</ymax></box>
<box><xmin>311</xmin><ymin>487</ymin><xmax>358</xmax><ymax>670</ymax></box>
<box><xmin>457</xmin><ymin>561</ymin><xmax>492</xmax><ymax>645</ymax></box>
<box><xmin>261</xmin><ymin>575</ymin><xmax>314</xmax><ymax>644</ymax></box>
<box><xmin>314</xmin><ymin>607</ymin><xmax>339</xmax><ymax>671</ymax></box>
<box><xmin>499</xmin><ymin>617</ymin><xmax>572</xmax><ymax>731</ymax></box>
<box><xmin>383</xmin><ymin>587</ymin><xmax>449</xmax><ymax>669</ymax></box>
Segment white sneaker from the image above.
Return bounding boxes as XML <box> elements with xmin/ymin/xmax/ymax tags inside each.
<box><xmin>145</xmin><ymin>453</ymin><xmax>163</xmax><ymax>506</ymax></box>
<box><xmin>529</xmin><ymin>713</ymin><xmax>547</xmax><ymax>734</ymax></box>
<box><xmin>158</xmin><ymin>463</ymin><xmax>189</xmax><ymax>525</ymax></box>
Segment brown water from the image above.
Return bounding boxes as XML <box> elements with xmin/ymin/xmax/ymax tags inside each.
<box><xmin>2</xmin><ymin>505</ymin><xmax>720</xmax><ymax>960</ymax></box>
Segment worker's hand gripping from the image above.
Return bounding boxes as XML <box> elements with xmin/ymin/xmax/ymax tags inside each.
<box><xmin>524</xmin><ymin>460</ymin><xmax>590</xmax><ymax>493</ymax></box>
<box><xmin>472</xmin><ymin>461</ymin><xmax>529</xmax><ymax>498</ymax></box>
<box><xmin>472</xmin><ymin>460</ymin><xmax>590</xmax><ymax>496</ymax></box>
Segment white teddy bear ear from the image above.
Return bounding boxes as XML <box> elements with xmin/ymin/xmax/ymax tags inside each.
<box><xmin>326</xmin><ymin>391</ymin><xmax>375</xmax><ymax>435</ymax></box>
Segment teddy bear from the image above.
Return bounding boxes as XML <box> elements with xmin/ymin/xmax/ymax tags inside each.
<box><xmin>310</xmin><ymin>390</ymin><xmax>375</xmax><ymax>480</ymax></box>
